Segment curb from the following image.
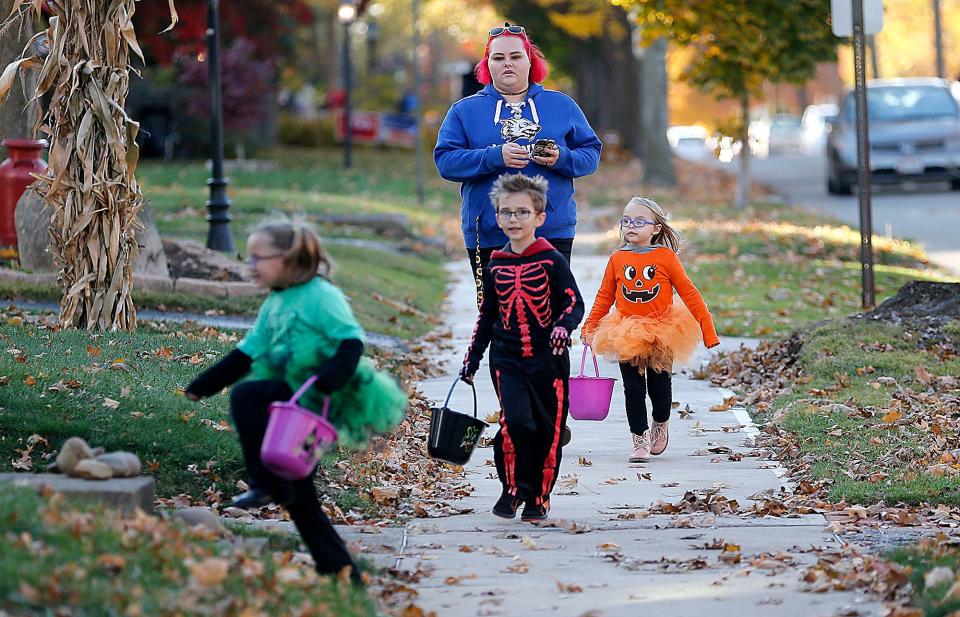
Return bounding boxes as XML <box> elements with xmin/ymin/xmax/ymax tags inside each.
<box><xmin>0</xmin><ymin>267</ymin><xmax>265</xmax><ymax>299</ymax></box>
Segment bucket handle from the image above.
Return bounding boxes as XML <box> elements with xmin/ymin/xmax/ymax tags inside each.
<box><xmin>578</xmin><ymin>344</ymin><xmax>601</xmax><ymax>378</ymax></box>
<box><xmin>280</xmin><ymin>375</ymin><xmax>331</xmax><ymax>419</ymax></box>
<box><xmin>442</xmin><ymin>377</ymin><xmax>478</xmax><ymax>419</ymax></box>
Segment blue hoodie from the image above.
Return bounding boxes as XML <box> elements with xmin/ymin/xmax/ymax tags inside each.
<box><xmin>434</xmin><ymin>83</ymin><xmax>602</xmax><ymax>249</ymax></box>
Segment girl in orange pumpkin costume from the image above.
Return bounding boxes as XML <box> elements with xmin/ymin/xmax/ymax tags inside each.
<box><xmin>581</xmin><ymin>197</ymin><xmax>719</xmax><ymax>463</ymax></box>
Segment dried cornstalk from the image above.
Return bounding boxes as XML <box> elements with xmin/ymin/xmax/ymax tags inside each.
<box><xmin>0</xmin><ymin>0</ymin><xmax>177</xmax><ymax>331</ymax></box>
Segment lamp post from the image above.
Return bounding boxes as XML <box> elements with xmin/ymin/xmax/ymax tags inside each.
<box><xmin>204</xmin><ymin>0</ymin><xmax>235</xmax><ymax>253</ymax></box>
<box><xmin>338</xmin><ymin>0</ymin><xmax>357</xmax><ymax>169</ymax></box>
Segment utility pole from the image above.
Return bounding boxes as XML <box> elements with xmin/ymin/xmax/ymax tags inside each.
<box><xmin>934</xmin><ymin>0</ymin><xmax>945</xmax><ymax>78</ymax></box>
<box><xmin>852</xmin><ymin>0</ymin><xmax>875</xmax><ymax>310</ymax></box>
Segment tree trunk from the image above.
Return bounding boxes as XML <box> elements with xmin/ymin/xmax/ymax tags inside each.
<box><xmin>0</xmin><ymin>0</ymin><xmax>37</xmax><ymax>140</ymax></box>
<box><xmin>736</xmin><ymin>93</ymin><xmax>751</xmax><ymax>209</ymax></box>
<box><xmin>573</xmin><ymin>10</ymin><xmax>641</xmax><ymax>156</ymax></box>
<box><xmin>640</xmin><ymin>37</ymin><xmax>675</xmax><ymax>187</ymax></box>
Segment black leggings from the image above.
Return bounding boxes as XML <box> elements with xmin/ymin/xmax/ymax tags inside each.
<box><xmin>230</xmin><ymin>380</ymin><xmax>358</xmax><ymax>579</ymax></box>
<box><xmin>618</xmin><ymin>364</ymin><xmax>672</xmax><ymax>436</ymax></box>
<box><xmin>467</xmin><ymin>238</ymin><xmax>573</xmax><ymax>309</ymax></box>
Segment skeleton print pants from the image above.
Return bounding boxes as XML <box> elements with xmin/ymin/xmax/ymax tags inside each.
<box><xmin>490</xmin><ymin>355</ymin><xmax>570</xmax><ymax>506</ymax></box>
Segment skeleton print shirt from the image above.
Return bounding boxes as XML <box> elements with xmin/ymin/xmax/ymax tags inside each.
<box><xmin>465</xmin><ymin>238</ymin><xmax>583</xmax><ymax>371</ymax></box>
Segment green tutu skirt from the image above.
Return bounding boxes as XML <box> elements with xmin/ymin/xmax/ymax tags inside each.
<box><xmin>291</xmin><ymin>358</ymin><xmax>407</xmax><ymax>449</ymax></box>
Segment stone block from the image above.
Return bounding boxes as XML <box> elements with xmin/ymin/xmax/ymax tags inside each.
<box><xmin>15</xmin><ymin>192</ymin><xmax>169</xmax><ymax>278</ymax></box>
<box><xmin>0</xmin><ymin>473</ymin><xmax>155</xmax><ymax>515</ymax></box>
<box><xmin>135</xmin><ymin>274</ymin><xmax>174</xmax><ymax>294</ymax></box>
<box><xmin>174</xmin><ymin>277</ymin><xmax>226</xmax><ymax>298</ymax></box>
<box><xmin>224</xmin><ymin>282</ymin><xmax>264</xmax><ymax>298</ymax></box>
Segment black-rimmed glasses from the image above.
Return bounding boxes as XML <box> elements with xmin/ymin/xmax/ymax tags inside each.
<box><xmin>497</xmin><ymin>209</ymin><xmax>534</xmax><ymax>221</ymax></box>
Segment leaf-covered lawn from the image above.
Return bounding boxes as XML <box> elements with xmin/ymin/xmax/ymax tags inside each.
<box><xmin>0</xmin><ymin>316</ymin><xmax>244</xmax><ymax>497</ymax></box>
<box><xmin>0</xmin><ymin>488</ymin><xmax>375</xmax><ymax>616</ymax></box>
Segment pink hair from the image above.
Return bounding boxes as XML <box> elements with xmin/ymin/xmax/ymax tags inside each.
<box><xmin>474</xmin><ymin>32</ymin><xmax>549</xmax><ymax>85</ymax></box>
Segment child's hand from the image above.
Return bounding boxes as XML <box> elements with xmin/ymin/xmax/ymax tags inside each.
<box><xmin>550</xmin><ymin>326</ymin><xmax>571</xmax><ymax>355</ymax></box>
<box><xmin>458</xmin><ymin>365</ymin><xmax>475</xmax><ymax>384</ymax></box>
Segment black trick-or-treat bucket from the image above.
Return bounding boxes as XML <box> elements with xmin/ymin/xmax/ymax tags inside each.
<box><xmin>428</xmin><ymin>379</ymin><xmax>486</xmax><ymax>466</ymax></box>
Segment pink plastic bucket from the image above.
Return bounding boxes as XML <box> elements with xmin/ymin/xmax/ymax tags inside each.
<box><xmin>568</xmin><ymin>345</ymin><xmax>616</xmax><ymax>421</ymax></box>
<box><xmin>260</xmin><ymin>375</ymin><xmax>338</xmax><ymax>480</ymax></box>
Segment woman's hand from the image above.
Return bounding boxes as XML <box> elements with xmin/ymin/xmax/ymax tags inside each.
<box><xmin>532</xmin><ymin>144</ymin><xmax>559</xmax><ymax>168</ymax></box>
<box><xmin>502</xmin><ymin>142</ymin><xmax>530</xmax><ymax>169</ymax></box>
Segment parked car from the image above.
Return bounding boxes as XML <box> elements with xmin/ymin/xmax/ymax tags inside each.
<box><xmin>766</xmin><ymin>114</ymin><xmax>804</xmax><ymax>155</ymax></box>
<box><xmin>667</xmin><ymin>125</ymin><xmax>713</xmax><ymax>161</ymax></box>
<box><xmin>827</xmin><ymin>77</ymin><xmax>960</xmax><ymax>194</ymax></box>
<box><xmin>801</xmin><ymin>103</ymin><xmax>838</xmax><ymax>153</ymax></box>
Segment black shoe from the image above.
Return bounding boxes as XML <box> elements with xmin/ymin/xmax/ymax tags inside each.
<box><xmin>520</xmin><ymin>500</ymin><xmax>550</xmax><ymax>522</ymax></box>
<box><xmin>492</xmin><ymin>491</ymin><xmax>523</xmax><ymax>519</ymax></box>
<box><xmin>561</xmin><ymin>425</ymin><xmax>572</xmax><ymax>446</ymax></box>
<box><xmin>230</xmin><ymin>489</ymin><xmax>274</xmax><ymax>509</ymax></box>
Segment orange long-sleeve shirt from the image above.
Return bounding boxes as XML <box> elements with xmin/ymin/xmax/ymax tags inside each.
<box><xmin>583</xmin><ymin>246</ymin><xmax>720</xmax><ymax>348</ymax></box>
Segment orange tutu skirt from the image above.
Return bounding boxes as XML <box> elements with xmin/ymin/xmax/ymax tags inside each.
<box><xmin>588</xmin><ymin>304</ymin><xmax>701</xmax><ymax>373</ymax></box>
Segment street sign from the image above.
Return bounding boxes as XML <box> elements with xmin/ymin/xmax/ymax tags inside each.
<box><xmin>831</xmin><ymin>0</ymin><xmax>883</xmax><ymax>37</ymax></box>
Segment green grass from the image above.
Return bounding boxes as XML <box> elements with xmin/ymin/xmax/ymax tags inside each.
<box><xmin>0</xmin><ymin>488</ymin><xmax>375</xmax><ymax>616</ymax></box>
<box><xmin>2</xmin><ymin>241</ymin><xmax>447</xmax><ymax>339</ymax></box>
<box><xmin>690</xmin><ymin>259</ymin><xmax>951</xmax><ymax>337</ymax></box>
<box><xmin>887</xmin><ymin>542</ymin><xmax>960</xmax><ymax>617</ymax></box>
<box><xmin>0</xmin><ymin>320</ymin><xmax>244</xmax><ymax>497</ymax></box>
<box><xmin>138</xmin><ymin>147</ymin><xmax>456</xmax><ymax>249</ymax></box>
<box><xmin>772</xmin><ymin>318</ymin><xmax>960</xmax><ymax>505</ymax></box>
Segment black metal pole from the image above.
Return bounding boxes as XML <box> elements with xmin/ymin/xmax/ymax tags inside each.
<box><xmin>204</xmin><ymin>0</ymin><xmax>235</xmax><ymax>253</ymax></box>
<box><xmin>342</xmin><ymin>22</ymin><xmax>353</xmax><ymax>169</ymax></box>
<box><xmin>852</xmin><ymin>0</ymin><xmax>875</xmax><ymax>310</ymax></box>
<box><xmin>412</xmin><ymin>0</ymin><xmax>425</xmax><ymax>206</ymax></box>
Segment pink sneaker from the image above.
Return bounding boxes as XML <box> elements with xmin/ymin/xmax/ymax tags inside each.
<box><xmin>650</xmin><ymin>420</ymin><xmax>670</xmax><ymax>455</ymax></box>
<box><xmin>629</xmin><ymin>432</ymin><xmax>650</xmax><ymax>462</ymax></box>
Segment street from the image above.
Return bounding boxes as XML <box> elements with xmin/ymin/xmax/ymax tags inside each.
<box><xmin>724</xmin><ymin>151</ymin><xmax>960</xmax><ymax>279</ymax></box>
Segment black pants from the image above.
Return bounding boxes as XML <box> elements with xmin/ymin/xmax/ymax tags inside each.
<box><xmin>467</xmin><ymin>237</ymin><xmax>573</xmax><ymax>309</ymax></box>
<box><xmin>618</xmin><ymin>364</ymin><xmax>672</xmax><ymax>436</ymax></box>
<box><xmin>491</xmin><ymin>356</ymin><xmax>569</xmax><ymax>506</ymax></box>
<box><xmin>230</xmin><ymin>380</ymin><xmax>358</xmax><ymax>578</ymax></box>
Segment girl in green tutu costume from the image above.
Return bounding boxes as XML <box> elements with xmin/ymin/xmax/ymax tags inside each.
<box><xmin>186</xmin><ymin>219</ymin><xmax>406</xmax><ymax>583</ymax></box>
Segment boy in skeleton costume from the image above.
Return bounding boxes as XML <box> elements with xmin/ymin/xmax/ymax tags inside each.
<box><xmin>460</xmin><ymin>174</ymin><xmax>583</xmax><ymax>522</ymax></box>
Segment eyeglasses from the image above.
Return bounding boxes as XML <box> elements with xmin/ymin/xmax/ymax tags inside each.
<box><xmin>246</xmin><ymin>253</ymin><xmax>285</xmax><ymax>266</ymax></box>
<box><xmin>620</xmin><ymin>216</ymin><xmax>658</xmax><ymax>229</ymax></box>
<box><xmin>489</xmin><ymin>24</ymin><xmax>525</xmax><ymax>37</ymax></box>
<box><xmin>497</xmin><ymin>209</ymin><xmax>534</xmax><ymax>221</ymax></box>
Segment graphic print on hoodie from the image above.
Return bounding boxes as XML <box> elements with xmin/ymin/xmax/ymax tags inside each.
<box><xmin>434</xmin><ymin>83</ymin><xmax>602</xmax><ymax>249</ymax></box>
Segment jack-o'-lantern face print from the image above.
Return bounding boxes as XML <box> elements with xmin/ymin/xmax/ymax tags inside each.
<box><xmin>620</xmin><ymin>263</ymin><xmax>660</xmax><ymax>304</ymax></box>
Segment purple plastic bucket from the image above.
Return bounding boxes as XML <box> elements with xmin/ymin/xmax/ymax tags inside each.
<box><xmin>260</xmin><ymin>375</ymin><xmax>338</xmax><ymax>480</ymax></box>
<box><xmin>568</xmin><ymin>345</ymin><xmax>616</xmax><ymax>421</ymax></box>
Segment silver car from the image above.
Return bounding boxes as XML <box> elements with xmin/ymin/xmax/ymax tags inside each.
<box><xmin>827</xmin><ymin>77</ymin><xmax>960</xmax><ymax>194</ymax></box>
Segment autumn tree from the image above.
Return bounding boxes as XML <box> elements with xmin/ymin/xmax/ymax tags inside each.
<box><xmin>615</xmin><ymin>0</ymin><xmax>837</xmax><ymax>206</ymax></box>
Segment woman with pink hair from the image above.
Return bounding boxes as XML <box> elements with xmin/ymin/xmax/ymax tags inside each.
<box><xmin>435</xmin><ymin>24</ymin><xmax>602</xmax><ymax>280</ymax></box>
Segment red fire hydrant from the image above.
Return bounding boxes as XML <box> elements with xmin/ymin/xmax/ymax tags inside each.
<box><xmin>0</xmin><ymin>138</ymin><xmax>48</xmax><ymax>258</ymax></box>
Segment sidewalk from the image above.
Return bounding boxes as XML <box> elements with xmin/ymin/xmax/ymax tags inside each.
<box><xmin>345</xmin><ymin>256</ymin><xmax>884</xmax><ymax>617</ymax></box>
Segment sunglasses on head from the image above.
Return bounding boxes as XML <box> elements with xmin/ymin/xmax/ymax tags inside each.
<box><xmin>489</xmin><ymin>23</ymin><xmax>525</xmax><ymax>37</ymax></box>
